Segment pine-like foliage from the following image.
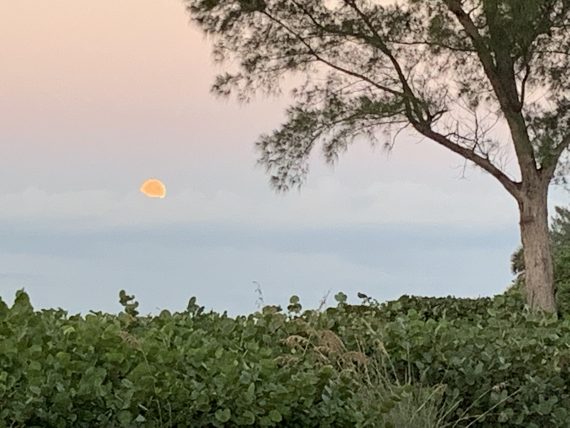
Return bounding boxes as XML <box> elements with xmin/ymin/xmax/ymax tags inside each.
<box><xmin>185</xmin><ymin>0</ymin><xmax>569</xmax><ymax>192</ymax></box>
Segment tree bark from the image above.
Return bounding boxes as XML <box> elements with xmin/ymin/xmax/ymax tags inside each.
<box><xmin>518</xmin><ymin>183</ymin><xmax>557</xmax><ymax>313</ymax></box>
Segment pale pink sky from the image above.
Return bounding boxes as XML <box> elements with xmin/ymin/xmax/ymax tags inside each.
<box><xmin>0</xmin><ymin>0</ymin><xmax>476</xmax><ymax>191</ymax></box>
<box><xmin>1</xmin><ymin>0</ymin><xmax>290</xmax><ymax>195</ymax></box>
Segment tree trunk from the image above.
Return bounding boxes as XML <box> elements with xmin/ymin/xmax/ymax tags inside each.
<box><xmin>518</xmin><ymin>185</ymin><xmax>557</xmax><ymax>313</ymax></box>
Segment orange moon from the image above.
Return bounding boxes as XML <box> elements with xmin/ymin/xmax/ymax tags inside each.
<box><xmin>140</xmin><ymin>178</ymin><xmax>166</xmax><ymax>198</ymax></box>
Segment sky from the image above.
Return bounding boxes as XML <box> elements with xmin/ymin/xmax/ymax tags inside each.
<box><xmin>0</xmin><ymin>0</ymin><xmax>566</xmax><ymax>316</ymax></box>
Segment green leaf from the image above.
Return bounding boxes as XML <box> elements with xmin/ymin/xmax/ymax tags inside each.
<box><xmin>268</xmin><ymin>410</ymin><xmax>282</xmax><ymax>422</ymax></box>
<box><xmin>117</xmin><ymin>410</ymin><xmax>133</xmax><ymax>426</ymax></box>
<box><xmin>334</xmin><ymin>292</ymin><xmax>347</xmax><ymax>304</ymax></box>
<box><xmin>215</xmin><ymin>348</ymin><xmax>223</xmax><ymax>359</ymax></box>
<box><xmin>215</xmin><ymin>408</ymin><xmax>231</xmax><ymax>423</ymax></box>
<box><xmin>238</xmin><ymin>410</ymin><xmax>256</xmax><ymax>425</ymax></box>
<box><xmin>63</xmin><ymin>326</ymin><xmax>75</xmax><ymax>336</ymax></box>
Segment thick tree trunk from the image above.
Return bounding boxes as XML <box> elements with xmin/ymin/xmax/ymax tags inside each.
<box><xmin>518</xmin><ymin>185</ymin><xmax>556</xmax><ymax>313</ymax></box>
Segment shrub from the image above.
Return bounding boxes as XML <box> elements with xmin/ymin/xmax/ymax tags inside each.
<box><xmin>1</xmin><ymin>290</ymin><xmax>570</xmax><ymax>427</ymax></box>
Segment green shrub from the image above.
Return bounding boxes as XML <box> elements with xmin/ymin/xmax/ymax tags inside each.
<box><xmin>1</xmin><ymin>291</ymin><xmax>445</xmax><ymax>427</ymax></box>
<box><xmin>1</xmin><ymin>290</ymin><xmax>570</xmax><ymax>427</ymax></box>
<box><xmin>302</xmin><ymin>294</ymin><xmax>570</xmax><ymax>426</ymax></box>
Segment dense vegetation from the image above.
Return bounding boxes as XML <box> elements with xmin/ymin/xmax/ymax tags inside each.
<box><xmin>2</xmin><ymin>209</ymin><xmax>569</xmax><ymax>427</ymax></box>
<box><xmin>1</xmin><ymin>289</ymin><xmax>570</xmax><ymax>427</ymax></box>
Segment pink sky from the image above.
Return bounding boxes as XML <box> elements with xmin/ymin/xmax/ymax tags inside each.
<box><xmin>0</xmin><ymin>0</ymin><xmax>478</xmax><ymax>193</ymax></box>
<box><xmin>1</xmin><ymin>0</ymin><xmax>291</xmax><ymax>195</ymax></box>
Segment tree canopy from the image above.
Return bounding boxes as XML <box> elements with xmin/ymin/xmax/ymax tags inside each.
<box><xmin>187</xmin><ymin>0</ymin><xmax>570</xmax><ymax>193</ymax></box>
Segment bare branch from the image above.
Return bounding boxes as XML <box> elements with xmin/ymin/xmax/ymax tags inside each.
<box><xmin>413</xmin><ymin>123</ymin><xmax>521</xmax><ymax>198</ymax></box>
<box><xmin>543</xmin><ymin>133</ymin><xmax>570</xmax><ymax>179</ymax></box>
<box><xmin>444</xmin><ymin>0</ymin><xmax>539</xmax><ymax>177</ymax></box>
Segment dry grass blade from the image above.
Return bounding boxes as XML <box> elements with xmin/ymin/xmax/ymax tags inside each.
<box><xmin>317</xmin><ymin>329</ymin><xmax>345</xmax><ymax>354</ymax></box>
<box><xmin>342</xmin><ymin>351</ymin><xmax>368</xmax><ymax>366</ymax></box>
<box><xmin>117</xmin><ymin>330</ymin><xmax>142</xmax><ymax>350</ymax></box>
<box><xmin>274</xmin><ymin>355</ymin><xmax>300</xmax><ymax>367</ymax></box>
<box><xmin>282</xmin><ymin>335</ymin><xmax>309</xmax><ymax>349</ymax></box>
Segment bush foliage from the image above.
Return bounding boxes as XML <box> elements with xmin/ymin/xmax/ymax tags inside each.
<box><xmin>1</xmin><ymin>289</ymin><xmax>570</xmax><ymax>427</ymax></box>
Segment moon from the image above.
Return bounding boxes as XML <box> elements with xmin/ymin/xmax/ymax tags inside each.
<box><xmin>140</xmin><ymin>178</ymin><xmax>166</xmax><ymax>199</ymax></box>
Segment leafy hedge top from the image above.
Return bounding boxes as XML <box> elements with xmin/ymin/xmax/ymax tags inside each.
<box><xmin>1</xmin><ymin>290</ymin><xmax>570</xmax><ymax>427</ymax></box>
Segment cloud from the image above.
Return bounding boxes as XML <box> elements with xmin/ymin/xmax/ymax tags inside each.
<box><xmin>0</xmin><ymin>171</ymin><xmax>519</xmax><ymax>232</ymax></box>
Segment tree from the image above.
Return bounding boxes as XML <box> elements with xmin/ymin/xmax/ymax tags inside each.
<box><xmin>511</xmin><ymin>206</ymin><xmax>570</xmax><ymax>315</ymax></box>
<box><xmin>185</xmin><ymin>0</ymin><xmax>570</xmax><ymax>312</ymax></box>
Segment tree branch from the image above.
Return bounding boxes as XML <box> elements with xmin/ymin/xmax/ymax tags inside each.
<box><xmin>413</xmin><ymin>123</ymin><xmax>521</xmax><ymax>198</ymax></box>
<box><xmin>341</xmin><ymin>0</ymin><xmax>427</xmax><ymax>123</ymax></box>
<box><xmin>543</xmin><ymin>134</ymin><xmax>570</xmax><ymax>179</ymax></box>
<box><xmin>265</xmin><ymin>1</ymin><xmax>520</xmax><ymax>197</ymax></box>
<box><xmin>444</xmin><ymin>0</ymin><xmax>539</xmax><ymax>178</ymax></box>
<box><xmin>385</xmin><ymin>38</ymin><xmax>477</xmax><ymax>53</ymax></box>
<box><xmin>260</xmin><ymin>10</ymin><xmax>404</xmax><ymax>98</ymax></box>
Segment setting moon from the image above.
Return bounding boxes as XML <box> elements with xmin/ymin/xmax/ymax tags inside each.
<box><xmin>140</xmin><ymin>178</ymin><xmax>166</xmax><ymax>199</ymax></box>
